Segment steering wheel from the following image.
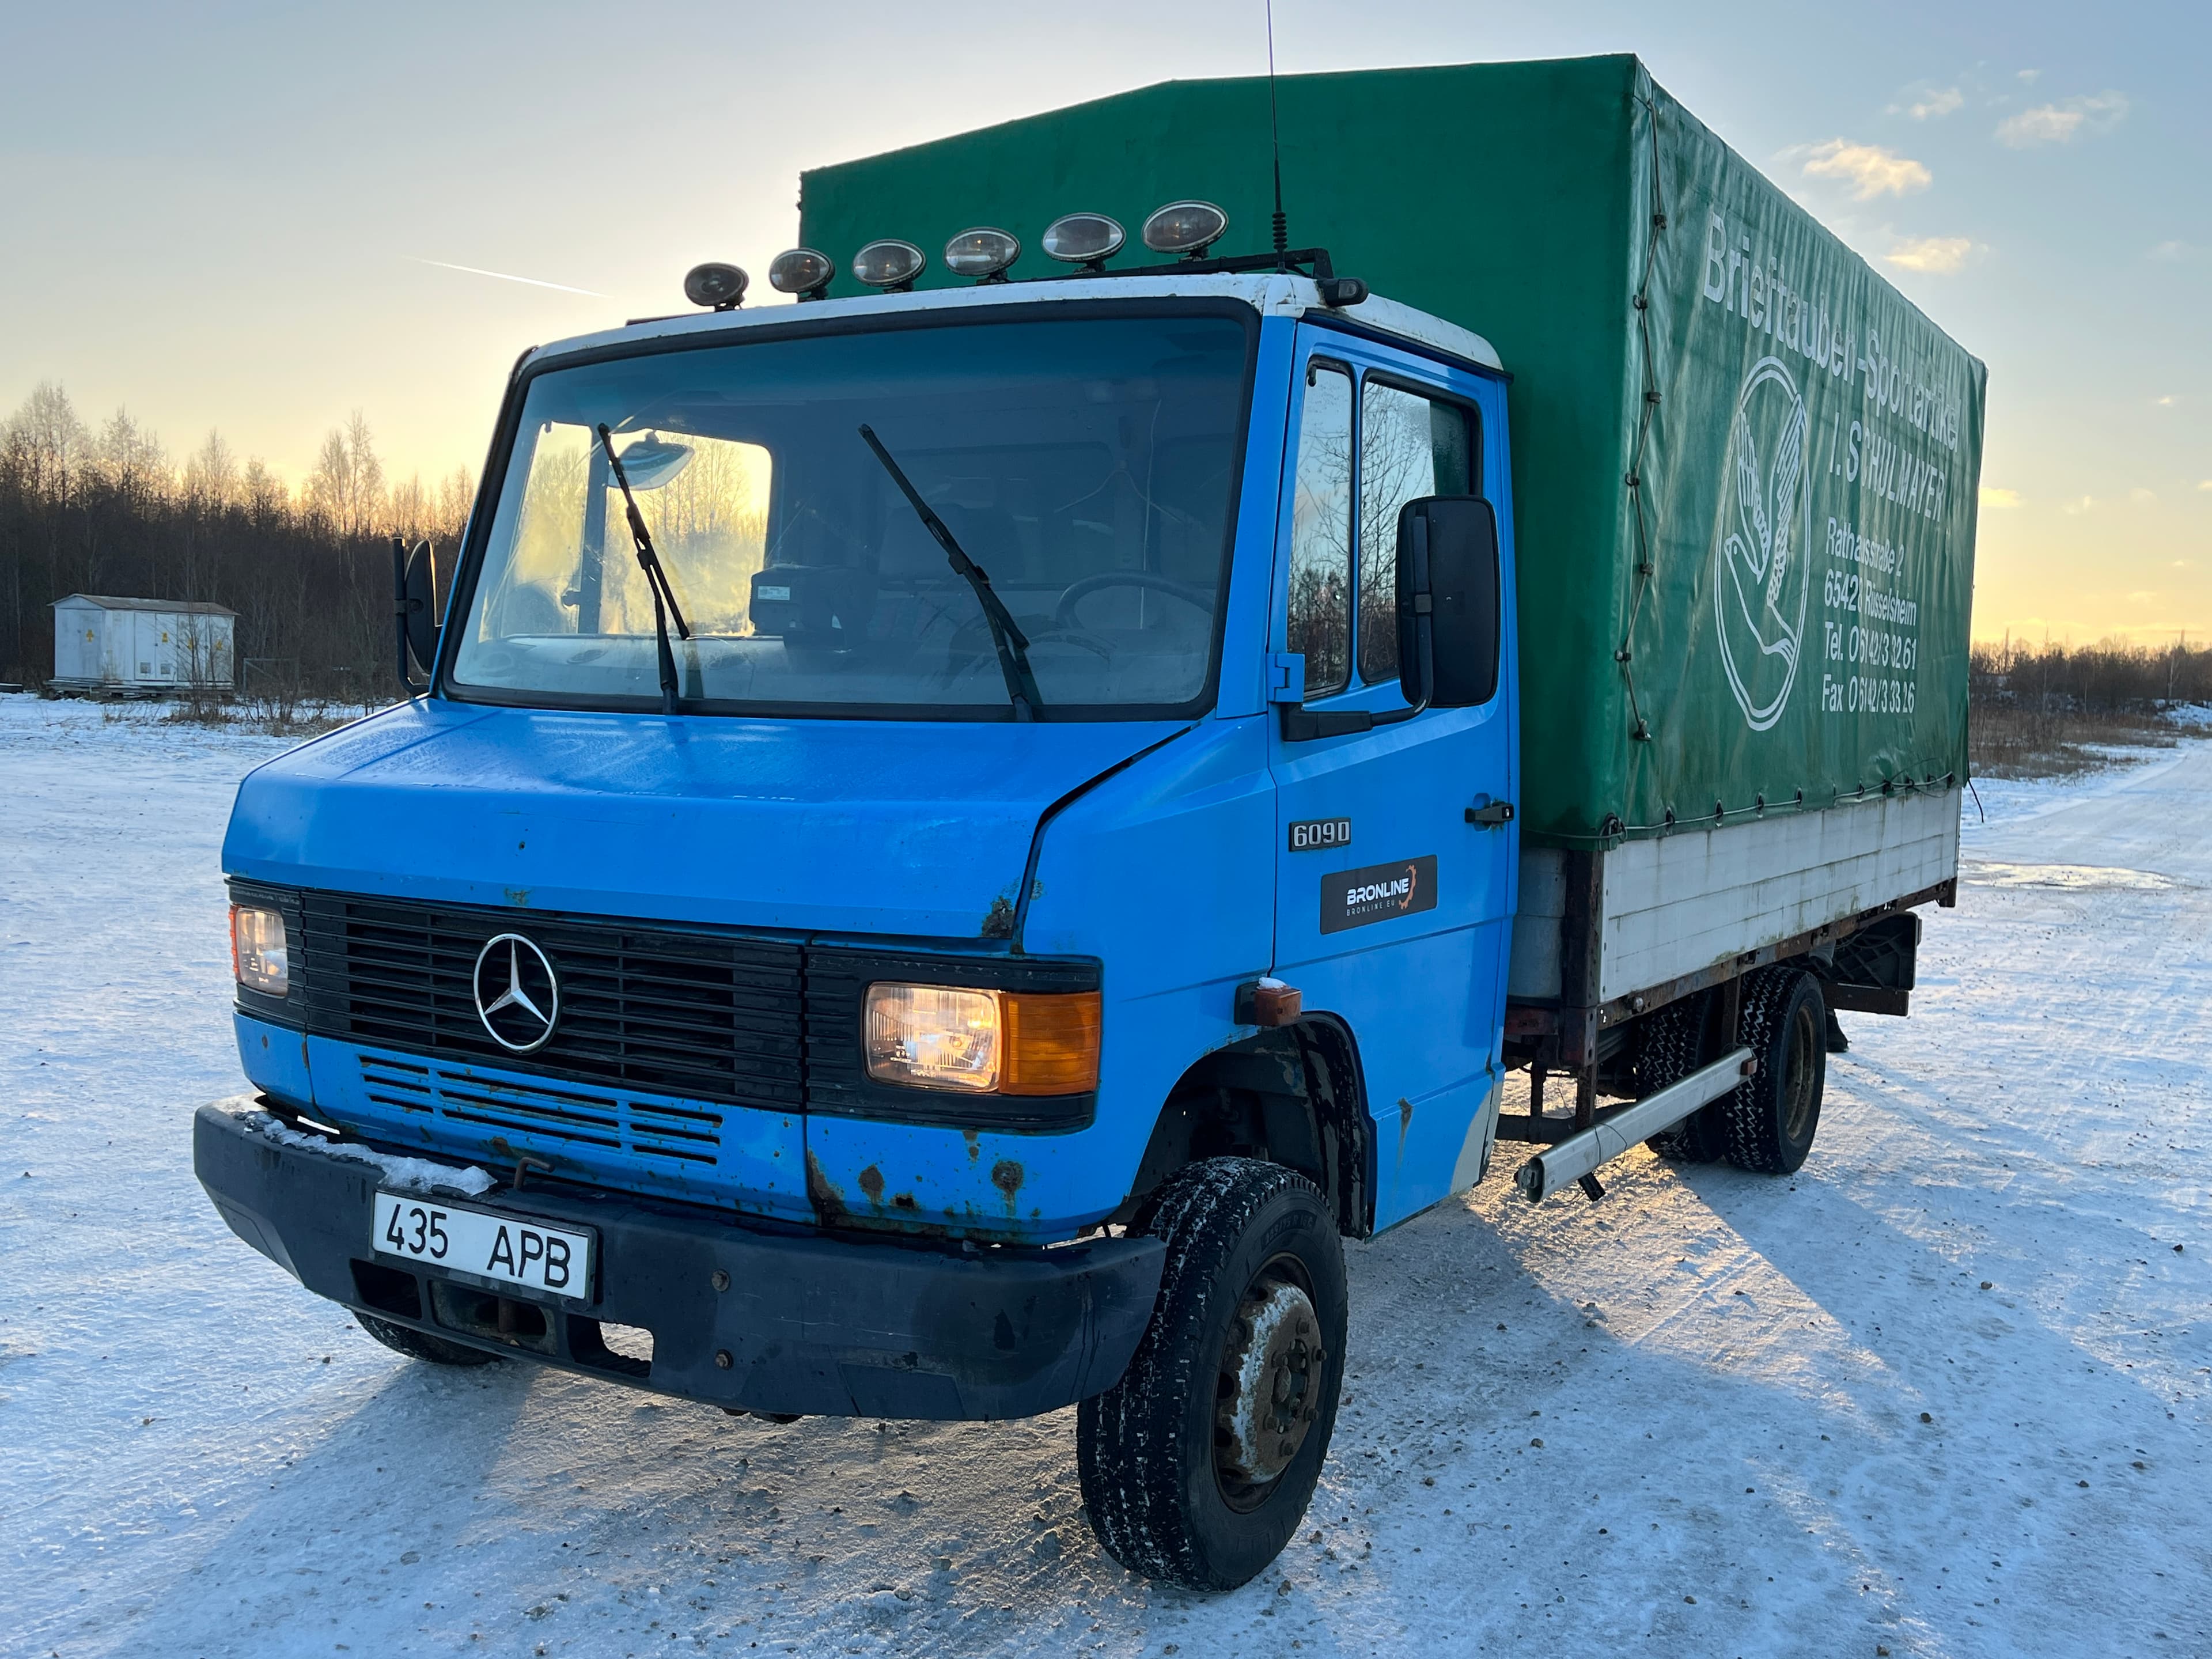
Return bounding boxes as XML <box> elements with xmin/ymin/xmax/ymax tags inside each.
<box><xmin>1054</xmin><ymin>571</ymin><xmax>1215</xmax><ymax>632</ymax></box>
<box><xmin>942</xmin><ymin>628</ymin><xmax>1116</xmax><ymax>695</ymax></box>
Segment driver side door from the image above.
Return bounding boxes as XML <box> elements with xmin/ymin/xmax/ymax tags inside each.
<box><xmin>1267</xmin><ymin>327</ymin><xmax>1518</xmax><ymax>1230</ymax></box>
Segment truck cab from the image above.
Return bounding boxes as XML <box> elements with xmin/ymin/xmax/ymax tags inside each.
<box><xmin>203</xmin><ymin>261</ymin><xmax>1532</xmax><ymax>1587</ymax></box>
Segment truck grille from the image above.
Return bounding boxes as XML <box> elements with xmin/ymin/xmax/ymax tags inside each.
<box><xmin>357</xmin><ymin>1054</ymin><xmax>724</xmax><ymax>1164</ymax></box>
<box><xmin>301</xmin><ymin>893</ymin><xmax>804</xmax><ymax>1113</ymax></box>
<box><xmin>247</xmin><ymin>887</ymin><xmax>1099</xmax><ymax>1131</ymax></box>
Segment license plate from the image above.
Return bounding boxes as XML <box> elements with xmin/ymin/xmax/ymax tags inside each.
<box><xmin>371</xmin><ymin>1192</ymin><xmax>593</xmax><ymax>1302</ymax></box>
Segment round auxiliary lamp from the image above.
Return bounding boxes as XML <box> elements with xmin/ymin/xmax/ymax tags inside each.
<box><xmin>682</xmin><ymin>262</ymin><xmax>749</xmax><ymax>310</ymax></box>
<box><xmin>1141</xmin><ymin>200</ymin><xmax>1228</xmax><ymax>260</ymax></box>
<box><xmin>1040</xmin><ymin>212</ymin><xmax>1124</xmax><ymax>274</ymax></box>
<box><xmin>851</xmin><ymin>238</ymin><xmax>927</xmax><ymax>293</ymax></box>
<box><xmin>943</xmin><ymin>227</ymin><xmax>1021</xmax><ymax>283</ymax></box>
<box><xmin>767</xmin><ymin>247</ymin><xmax>836</xmax><ymax>302</ymax></box>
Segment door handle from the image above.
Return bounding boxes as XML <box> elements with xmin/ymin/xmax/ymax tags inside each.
<box><xmin>1464</xmin><ymin>801</ymin><xmax>1515</xmax><ymax>827</ymax></box>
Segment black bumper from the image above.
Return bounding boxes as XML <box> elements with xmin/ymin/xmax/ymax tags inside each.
<box><xmin>194</xmin><ymin>1103</ymin><xmax>1164</xmax><ymax>1421</ymax></box>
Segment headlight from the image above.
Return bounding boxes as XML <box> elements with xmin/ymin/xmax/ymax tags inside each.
<box><xmin>230</xmin><ymin>904</ymin><xmax>288</xmax><ymax>996</ymax></box>
<box><xmin>865</xmin><ymin>983</ymin><xmax>1100</xmax><ymax>1096</ymax></box>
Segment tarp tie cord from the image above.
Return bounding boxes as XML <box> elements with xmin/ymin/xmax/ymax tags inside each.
<box><xmin>1571</xmin><ymin>764</ymin><xmax>1960</xmax><ymax>846</ymax></box>
<box><xmin>1616</xmin><ymin>90</ymin><xmax>1668</xmax><ymax>770</ymax></box>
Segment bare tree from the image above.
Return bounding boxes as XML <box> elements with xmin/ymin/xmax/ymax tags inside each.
<box><xmin>305</xmin><ymin>410</ymin><xmax>387</xmax><ymax>536</ymax></box>
<box><xmin>184</xmin><ymin>430</ymin><xmax>241</xmax><ymax>508</ymax></box>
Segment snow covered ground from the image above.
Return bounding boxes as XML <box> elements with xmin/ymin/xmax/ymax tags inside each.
<box><xmin>3</xmin><ymin>696</ymin><xmax>2206</xmax><ymax>1658</ymax></box>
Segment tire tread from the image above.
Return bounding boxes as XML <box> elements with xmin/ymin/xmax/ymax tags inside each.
<box><xmin>1078</xmin><ymin>1157</ymin><xmax>1340</xmax><ymax>1590</ymax></box>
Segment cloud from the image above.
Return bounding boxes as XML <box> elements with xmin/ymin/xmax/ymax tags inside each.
<box><xmin>2063</xmin><ymin>495</ymin><xmax>2096</xmax><ymax>514</ymax></box>
<box><xmin>2149</xmin><ymin>241</ymin><xmax>2193</xmax><ymax>261</ymax></box>
<box><xmin>2199</xmin><ymin>480</ymin><xmax>2212</xmax><ymax>492</ymax></box>
<box><xmin>2018</xmin><ymin>69</ymin><xmax>2042</xmax><ymax>84</ymax></box>
<box><xmin>2154</xmin><ymin>394</ymin><xmax>2180</xmax><ymax>407</ymax></box>
<box><xmin>2131</xmin><ymin>487</ymin><xmax>2160</xmax><ymax>505</ymax></box>
<box><xmin>1801</xmin><ymin>139</ymin><xmax>1933</xmax><ymax>199</ymax></box>
<box><xmin>1892</xmin><ymin>84</ymin><xmax>1964</xmax><ymax>120</ymax></box>
<box><xmin>1997</xmin><ymin>92</ymin><xmax>2130</xmax><ymax>148</ymax></box>
<box><xmin>1885</xmin><ymin>235</ymin><xmax>1975</xmax><ymax>273</ymax></box>
<box><xmin>1980</xmin><ymin>487</ymin><xmax>2021</xmax><ymax>509</ymax></box>
<box><xmin>2127</xmin><ymin>590</ymin><xmax>2157</xmax><ymax>604</ymax></box>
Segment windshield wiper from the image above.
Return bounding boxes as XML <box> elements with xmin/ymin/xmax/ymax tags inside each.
<box><xmin>596</xmin><ymin>422</ymin><xmax>692</xmax><ymax>715</ymax></box>
<box><xmin>858</xmin><ymin>423</ymin><xmax>1043</xmax><ymax>721</ymax></box>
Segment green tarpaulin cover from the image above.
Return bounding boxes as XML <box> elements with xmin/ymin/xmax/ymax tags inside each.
<box><xmin>800</xmin><ymin>54</ymin><xmax>1984</xmax><ymax>847</ymax></box>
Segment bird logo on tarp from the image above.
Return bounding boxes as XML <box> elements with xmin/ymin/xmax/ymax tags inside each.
<box><xmin>1713</xmin><ymin>356</ymin><xmax>1813</xmax><ymax>732</ymax></box>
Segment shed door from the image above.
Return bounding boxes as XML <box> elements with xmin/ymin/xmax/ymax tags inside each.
<box><xmin>53</xmin><ymin>611</ymin><xmax>84</xmax><ymax>680</ymax></box>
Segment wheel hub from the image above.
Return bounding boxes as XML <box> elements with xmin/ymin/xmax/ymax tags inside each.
<box><xmin>1215</xmin><ymin>1275</ymin><xmax>1325</xmax><ymax>1488</ymax></box>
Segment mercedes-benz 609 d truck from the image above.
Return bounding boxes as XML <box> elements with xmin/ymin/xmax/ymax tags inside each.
<box><xmin>196</xmin><ymin>56</ymin><xmax>1983</xmax><ymax>1590</ymax></box>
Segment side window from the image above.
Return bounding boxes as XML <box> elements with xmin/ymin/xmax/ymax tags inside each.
<box><xmin>1358</xmin><ymin>381</ymin><xmax>1476</xmax><ymax>684</ymax></box>
<box><xmin>1286</xmin><ymin>362</ymin><xmax>1354</xmax><ymax>698</ymax></box>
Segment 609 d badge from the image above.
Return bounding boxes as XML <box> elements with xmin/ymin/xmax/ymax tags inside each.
<box><xmin>1714</xmin><ymin>355</ymin><xmax>1813</xmax><ymax>732</ymax></box>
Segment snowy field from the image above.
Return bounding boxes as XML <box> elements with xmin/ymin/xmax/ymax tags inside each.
<box><xmin>3</xmin><ymin>696</ymin><xmax>2207</xmax><ymax>1659</ymax></box>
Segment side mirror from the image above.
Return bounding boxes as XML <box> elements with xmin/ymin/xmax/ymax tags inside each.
<box><xmin>1397</xmin><ymin>496</ymin><xmax>1499</xmax><ymax>710</ymax></box>
<box><xmin>392</xmin><ymin>537</ymin><xmax>440</xmax><ymax>693</ymax></box>
<box><xmin>1277</xmin><ymin>494</ymin><xmax>1500</xmax><ymax>743</ymax></box>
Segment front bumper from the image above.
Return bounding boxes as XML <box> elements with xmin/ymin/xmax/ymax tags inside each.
<box><xmin>194</xmin><ymin>1100</ymin><xmax>1164</xmax><ymax>1420</ymax></box>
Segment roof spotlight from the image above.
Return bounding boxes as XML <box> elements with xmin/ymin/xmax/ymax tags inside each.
<box><xmin>683</xmin><ymin>262</ymin><xmax>749</xmax><ymax>310</ymax></box>
<box><xmin>1041</xmin><ymin>212</ymin><xmax>1124</xmax><ymax>272</ymax></box>
<box><xmin>853</xmin><ymin>238</ymin><xmax>927</xmax><ymax>291</ymax></box>
<box><xmin>768</xmin><ymin>247</ymin><xmax>836</xmax><ymax>301</ymax></box>
<box><xmin>943</xmin><ymin>227</ymin><xmax>1021</xmax><ymax>283</ymax></box>
<box><xmin>1142</xmin><ymin>200</ymin><xmax>1228</xmax><ymax>259</ymax></box>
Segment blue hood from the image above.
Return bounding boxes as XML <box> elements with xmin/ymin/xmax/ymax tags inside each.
<box><xmin>224</xmin><ymin>700</ymin><xmax>1183</xmax><ymax>940</ymax></box>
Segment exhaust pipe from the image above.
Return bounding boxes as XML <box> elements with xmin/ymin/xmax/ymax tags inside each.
<box><xmin>1514</xmin><ymin>1046</ymin><xmax>1755</xmax><ymax>1202</ymax></box>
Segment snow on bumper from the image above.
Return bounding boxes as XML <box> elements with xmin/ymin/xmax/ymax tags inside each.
<box><xmin>193</xmin><ymin>1099</ymin><xmax>1164</xmax><ymax>1421</ymax></box>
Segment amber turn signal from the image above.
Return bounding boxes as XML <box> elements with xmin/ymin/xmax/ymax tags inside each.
<box><xmin>999</xmin><ymin>991</ymin><xmax>1102</xmax><ymax>1096</ymax></box>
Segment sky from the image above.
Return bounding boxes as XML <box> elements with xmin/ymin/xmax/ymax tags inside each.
<box><xmin>1</xmin><ymin>0</ymin><xmax>2204</xmax><ymax>643</ymax></box>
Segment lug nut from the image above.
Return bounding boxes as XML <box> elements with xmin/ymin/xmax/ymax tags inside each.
<box><xmin>714</xmin><ymin>1349</ymin><xmax>733</xmax><ymax>1370</ymax></box>
<box><xmin>710</xmin><ymin>1269</ymin><xmax>730</xmax><ymax>1292</ymax></box>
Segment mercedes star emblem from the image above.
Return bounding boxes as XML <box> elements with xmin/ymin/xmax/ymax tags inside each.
<box><xmin>472</xmin><ymin>933</ymin><xmax>560</xmax><ymax>1052</ymax></box>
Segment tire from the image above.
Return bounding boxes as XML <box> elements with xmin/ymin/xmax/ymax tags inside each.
<box><xmin>1078</xmin><ymin>1158</ymin><xmax>1347</xmax><ymax>1592</ymax></box>
<box><xmin>355</xmin><ymin>1312</ymin><xmax>502</xmax><ymax>1367</ymax></box>
<box><xmin>1717</xmin><ymin>967</ymin><xmax>1828</xmax><ymax>1174</ymax></box>
<box><xmin>1642</xmin><ymin>993</ymin><xmax>1728</xmax><ymax>1163</ymax></box>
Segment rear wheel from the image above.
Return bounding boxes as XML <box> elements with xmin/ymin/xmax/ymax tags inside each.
<box><xmin>1642</xmin><ymin>993</ymin><xmax>1728</xmax><ymax>1162</ymax></box>
<box><xmin>1718</xmin><ymin>968</ymin><xmax>1828</xmax><ymax>1174</ymax></box>
<box><xmin>355</xmin><ymin>1312</ymin><xmax>501</xmax><ymax>1367</ymax></box>
<box><xmin>1078</xmin><ymin>1158</ymin><xmax>1346</xmax><ymax>1592</ymax></box>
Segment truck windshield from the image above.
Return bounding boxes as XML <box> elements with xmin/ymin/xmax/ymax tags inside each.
<box><xmin>448</xmin><ymin>312</ymin><xmax>1252</xmax><ymax>718</ymax></box>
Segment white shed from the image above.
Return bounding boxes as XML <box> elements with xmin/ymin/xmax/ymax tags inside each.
<box><xmin>50</xmin><ymin>595</ymin><xmax>238</xmax><ymax>692</ymax></box>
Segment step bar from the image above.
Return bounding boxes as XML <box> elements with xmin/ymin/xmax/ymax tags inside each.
<box><xmin>1513</xmin><ymin>1047</ymin><xmax>1755</xmax><ymax>1203</ymax></box>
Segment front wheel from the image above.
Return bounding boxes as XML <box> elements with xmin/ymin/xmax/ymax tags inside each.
<box><xmin>1078</xmin><ymin>1158</ymin><xmax>1347</xmax><ymax>1592</ymax></box>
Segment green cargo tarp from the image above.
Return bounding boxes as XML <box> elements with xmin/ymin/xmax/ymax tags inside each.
<box><xmin>800</xmin><ymin>54</ymin><xmax>1985</xmax><ymax>848</ymax></box>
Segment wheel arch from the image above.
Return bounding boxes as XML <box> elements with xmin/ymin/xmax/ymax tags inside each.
<box><xmin>1116</xmin><ymin>1016</ymin><xmax>1374</xmax><ymax>1240</ymax></box>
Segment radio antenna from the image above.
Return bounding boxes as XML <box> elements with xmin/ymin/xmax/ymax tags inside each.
<box><xmin>1266</xmin><ymin>0</ymin><xmax>1287</xmax><ymax>259</ymax></box>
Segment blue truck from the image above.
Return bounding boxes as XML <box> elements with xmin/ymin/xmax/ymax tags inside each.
<box><xmin>197</xmin><ymin>59</ymin><xmax>1979</xmax><ymax>1591</ymax></box>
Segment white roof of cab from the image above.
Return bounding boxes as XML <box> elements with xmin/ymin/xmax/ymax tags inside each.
<box><xmin>533</xmin><ymin>272</ymin><xmax>1502</xmax><ymax>375</ymax></box>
